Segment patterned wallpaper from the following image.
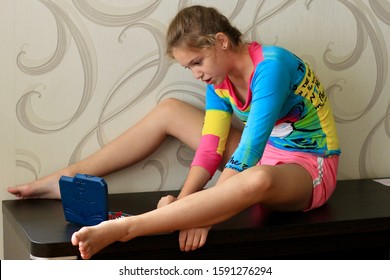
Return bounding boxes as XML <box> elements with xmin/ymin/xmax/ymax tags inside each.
<box><xmin>1</xmin><ymin>0</ymin><xmax>390</xmax><ymax>258</ymax></box>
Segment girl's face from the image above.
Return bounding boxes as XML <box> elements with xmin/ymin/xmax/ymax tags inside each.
<box><xmin>173</xmin><ymin>44</ymin><xmax>229</xmax><ymax>86</ymax></box>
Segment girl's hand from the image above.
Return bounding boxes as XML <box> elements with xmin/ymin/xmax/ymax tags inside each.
<box><xmin>157</xmin><ymin>195</ymin><xmax>177</xmax><ymax>208</ymax></box>
<box><xmin>179</xmin><ymin>226</ymin><xmax>212</xmax><ymax>251</ymax></box>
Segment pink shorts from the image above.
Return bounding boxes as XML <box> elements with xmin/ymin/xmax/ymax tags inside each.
<box><xmin>258</xmin><ymin>144</ymin><xmax>339</xmax><ymax>211</ymax></box>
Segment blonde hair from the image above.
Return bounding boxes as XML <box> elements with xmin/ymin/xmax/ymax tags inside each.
<box><xmin>166</xmin><ymin>5</ymin><xmax>242</xmax><ymax>58</ymax></box>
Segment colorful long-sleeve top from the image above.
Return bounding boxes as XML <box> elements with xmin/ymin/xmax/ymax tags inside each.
<box><xmin>191</xmin><ymin>42</ymin><xmax>341</xmax><ymax>176</ymax></box>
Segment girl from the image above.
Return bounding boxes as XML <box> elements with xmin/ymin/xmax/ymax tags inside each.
<box><xmin>8</xmin><ymin>5</ymin><xmax>340</xmax><ymax>259</ymax></box>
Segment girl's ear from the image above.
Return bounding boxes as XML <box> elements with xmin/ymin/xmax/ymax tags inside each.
<box><xmin>215</xmin><ymin>32</ymin><xmax>229</xmax><ymax>49</ymax></box>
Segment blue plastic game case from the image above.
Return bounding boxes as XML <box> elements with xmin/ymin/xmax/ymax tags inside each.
<box><xmin>59</xmin><ymin>174</ymin><xmax>108</xmax><ymax>226</ymax></box>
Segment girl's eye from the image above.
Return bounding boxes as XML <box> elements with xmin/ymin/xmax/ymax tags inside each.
<box><xmin>193</xmin><ymin>60</ymin><xmax>202</xmax><ymax>66</ymax></box>
<box><xmin>184</xmin><ymin>59</ymin><xmax>203</xmax><ymax>70</ymax></box>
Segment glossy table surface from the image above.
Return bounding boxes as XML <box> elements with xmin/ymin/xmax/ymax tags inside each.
<box><xmin>3</xmin><ymin>179</ymin><xmax>390</xmax><ymax>259</ymax></box>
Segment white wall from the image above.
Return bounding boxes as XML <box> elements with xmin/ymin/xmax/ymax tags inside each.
<box><xmin>1</xmin><ymin>0</ymin><xmax>390</xmax><ymax>259</ymax></box>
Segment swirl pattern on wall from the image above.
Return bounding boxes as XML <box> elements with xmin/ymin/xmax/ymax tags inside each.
<box><xmin>16</xmin><ymin>0</ymin><xmax>98</xmax><ymax>133</ymax></box>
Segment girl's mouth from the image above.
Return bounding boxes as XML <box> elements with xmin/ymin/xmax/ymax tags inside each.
<box><xmin>203</xmin><ymin>78</ymin><xmax>212</xmax><ymax>84</ymax></box>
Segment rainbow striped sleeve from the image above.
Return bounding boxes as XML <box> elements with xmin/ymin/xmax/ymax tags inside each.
<box><xmin>190</xmin><ymin>84</ymin><xmax>233</xmax><ymax>177</ymax></box>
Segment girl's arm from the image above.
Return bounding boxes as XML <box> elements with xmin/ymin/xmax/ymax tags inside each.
<box><xmin>178</xmin><ymin>166</ymin><xmax>211</xmax><ymax>198</ymax></box>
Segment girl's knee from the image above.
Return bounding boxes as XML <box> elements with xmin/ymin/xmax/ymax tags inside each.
<box><xmin>157</xmin><ymin>98</ymin><xmax>185</xmax><ymax>111</ymax></box>
<box><xmin>241</xmin><ymin>167</ymin><xmax>274</xmax><ymax>197</ymax></box>
<box><xmin>151</xmin><ymin>98</ymin><xmax>185</xmax><ymax>125</ymax></box>
<box><xmin>156</xmin><ymin>98</ymin><xmax>195</xmax><ymax>122</ymax></box>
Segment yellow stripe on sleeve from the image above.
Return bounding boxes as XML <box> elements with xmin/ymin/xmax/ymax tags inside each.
<box><xmin>202</xmin><ymin>110</ymin><xmax>232</xmax><ymax>156</ymax></box>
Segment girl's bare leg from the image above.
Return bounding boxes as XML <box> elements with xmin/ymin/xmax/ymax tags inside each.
<box><xmin>8</xmin><ymin>98</ymin><xmax>228</xmax><ymax>199</ymax></box>
<box><xmin>72</xmin><ymin>163</ymin><xmax>313</xmax><ymax>259</ymax></box>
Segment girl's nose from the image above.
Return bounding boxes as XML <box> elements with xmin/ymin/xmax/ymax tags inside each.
<box><xmin>192</xmin><ymin>70</ymin><xmax>203</xmax><ymax>80</ymax></box>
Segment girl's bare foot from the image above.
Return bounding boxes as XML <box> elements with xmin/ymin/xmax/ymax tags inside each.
<box><xmin>71</xmin><ymin>218</ymin><xmax>131</xmax><ymax>259</ymax></box>
<box><xmin>7</xmin><ymin>170</ymin><xmax>73</xmax><ymax>199</ymax></box>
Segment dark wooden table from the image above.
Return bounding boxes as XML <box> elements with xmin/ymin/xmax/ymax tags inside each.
<box><xmin>3</xmin><ymin>179</ymin><xmax>390</xmax><ymax>259</ymax></box>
